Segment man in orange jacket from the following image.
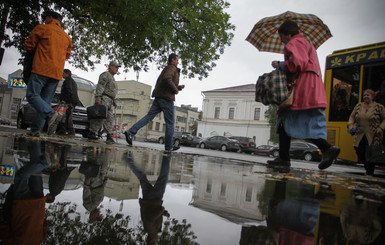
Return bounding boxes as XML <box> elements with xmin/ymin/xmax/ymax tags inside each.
<box><xmin>24</xmin><ymin>10</ymin><xmax>72</xmax><ymax>137</ymax></box>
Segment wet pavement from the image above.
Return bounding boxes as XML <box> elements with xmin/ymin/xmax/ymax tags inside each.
<box><xmin>0</xmin><ymin>127</ymin><xmax>385</xmax><ymax>245</ymax></box>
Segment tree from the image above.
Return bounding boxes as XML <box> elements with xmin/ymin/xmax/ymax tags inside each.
<box><xmin>265</xmin><ymin>105</ymin><xmax>278</xmax><ymax>144</ymax></box>
<box><xmin>0</xmin><ymin>0</ymin><xmax>235</xmax><ymax>80</ymax></box>
<box><xmin>43</xmin><ymin>202</ymin><xmax>198</xmax><ymax>244</ymax></box>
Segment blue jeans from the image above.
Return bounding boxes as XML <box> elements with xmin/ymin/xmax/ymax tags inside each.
<box><xmin>26</xmin><ymin>73</ymin><xmax>59</xmax><ymax>132</ymax></box>
<box><xmin>126</xmin><ymin>153</ymin><xmax>171</xmax><ymax>200</ymax></box>
<box><xmin>127</xmin><ymin>98</ymin><xmax>175</xmax><ymax>150</ymax></box>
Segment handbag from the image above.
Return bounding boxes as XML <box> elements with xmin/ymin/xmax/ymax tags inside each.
<box><xmin>87</xmin><ymin>104</ymin><xmax>107</xmax><ymax>120</ymax></box>
<box><xmin>255</xmin><ymin>69</ymin><xmax>289</xmax><ymax>105</ymax></box>
<box><xmin>365</xmin><ymin>135</ymin><xmax>385</xmax><ymax>164</ymax></box>
<box><xmin>279</xmin><ymin>87</ymin><xmax>294</xmax><ymax>110</ymax></box>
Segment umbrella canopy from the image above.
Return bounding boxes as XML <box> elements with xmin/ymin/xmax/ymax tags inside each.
<box><xmin>246</xmin><ymin>11</ymin><xmax>332</xmax><ymax>54</ymax></box>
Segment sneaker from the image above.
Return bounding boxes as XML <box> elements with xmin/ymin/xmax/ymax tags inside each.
<box><xmin>27</xmin><ymin>130</ymin><xmax>40</xmax><ymax>137</ymax></box>
<box><xmin>87</xmin><ymin>131</ymin><xmax>99</xmax><ymax>140</ymax></box>
<box><xmin>124</xmin><ymin>131</ymin><xmax>133</xmax><ymax>146</ymax></box>
<box><xmin>164</xmin><ymin>146</ymin><xmax>180</xmax><ymax>153</ymax></box>
<box><xmin>106</xmin><ymin>134</ymin><xmax>115</xmax><ymax>143</ymax></box>
<box><xmin>47</xmin><ymin>112</ymin><xmax>60</xmax><ymax>135</ymax></box>
<box><xmin>318</xmin><ymin>146</ymin><xmax>340</xmax><ymax>170</ymax></box>
<box><xmin>267</xmin><ymin>157</ymin><xmax>291</xmax><ymax>167</ymax></box>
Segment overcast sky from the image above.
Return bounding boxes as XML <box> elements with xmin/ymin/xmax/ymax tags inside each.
<box><xmin>1</xmin><ymin>0</ymin><xmax>385</xmax><ymax>110</ymax></box>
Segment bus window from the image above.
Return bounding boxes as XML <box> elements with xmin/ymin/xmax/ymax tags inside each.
<box><xmin>329</xmin><ymin>65</ymin><xmax>360</xmax><ymax>122</ymax></box>
<box><xmin>362</xmin><ymin>62</ymin><xmax>385</xmax><ymax>107</ymax></box>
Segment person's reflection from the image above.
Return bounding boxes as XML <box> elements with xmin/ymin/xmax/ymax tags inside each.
<box><xmin>266</xmin><ymin>181</ymin><xmax>320</xmax><ymax>245</ymax></box>
<box><xmin>80</xmin><ymin>147</ymin><xmax>110</xmax><ymax>222</ymax></box>
<box><xmin>125</xmin><ymin>152</ymin><xmax>171</xmax><ymax>245</ymax></box>
<box><xmin>45</xmin><ymin>144</ymin><xmax>75</xmax><ymax>203</ymax></box>
<box><xmin>0</xmin><ymin>139</ymin><xmax>48</xmax><ymax>245</ymax></box>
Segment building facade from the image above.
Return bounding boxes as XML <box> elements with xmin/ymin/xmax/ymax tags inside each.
<box><xmin>197</xmin><ymin>84</ymin><xmax>270</xmax><ymax>146</ymax></box>
<box><xmin>1</xmin><ymin>71</ymin><xmax>200</xmax><ymax>142</ymax></box>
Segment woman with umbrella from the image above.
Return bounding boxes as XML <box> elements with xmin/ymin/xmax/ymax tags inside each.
<box><xmin>267</xmin><ymin>20</ymin><xmax>340</xmax><ymax>169</ymax></box>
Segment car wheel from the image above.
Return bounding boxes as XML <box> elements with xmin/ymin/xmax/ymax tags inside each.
<box><xmin>199</xmin><ymin>143</ymin><xmax>206</xmax><ymax>149</ymax></box>
<box><xmin>304</xmin><ymin>153</ymin><xmax>313</xmax><ymax>161</ymax></box>
<box><xmin>272</xmin><ymin>150</ymin><xmax>279</xmax><ymax>157</ymax></box>
<box><xmin>17</xmin><ymin>114</ymin><xmax>27</xmax><ymax>129</ymax></box>
<box><xmin>159</xmin><ymin>138</ymin><xmax>164</xmax><ymax>144</ymax></box>
<box><xmin>221</xmin><ymin>145</ymin><xmax>227</xmax><ymax>151</ymax></box>
<box><xmin>174</xmin><ymin>139</ymin><xmax>180</xmax><ymax>147</ymax></box>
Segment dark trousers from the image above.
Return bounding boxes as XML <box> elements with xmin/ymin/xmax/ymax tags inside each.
<box><xmin>57</xmin><ymin>104</ymin><xmax>74</xmax><ymax>134</ymax></box>
<box><xmin>278</xmin><ymin>123</ymin><xmax>331</xmax><ymax>161</ymax></box>
<box><xmin>354</xmin><ymin>136</ymin><xmax>374</xmax><ymax>172</ymax></box>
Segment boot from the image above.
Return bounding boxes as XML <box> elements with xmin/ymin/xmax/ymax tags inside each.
<box><xmin>87</xmin><ymin>131</ymin><xmax>99</xmax><ymax>140</ymax></box>
<box><xmin>106</xmin><ymin>134</ymin><xmax>115</xmax><ymax>143</ymax></box>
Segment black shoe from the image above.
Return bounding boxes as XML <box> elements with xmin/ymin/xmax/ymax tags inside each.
<box><xmin>165</xmin><ymin>146</ymin><xmax>180</xmax><ymax>153</ymax></box>
<box><xmin>318</xmin><ymin>146</ymin><xmax>340</xmax><ymax>170</ymax></box>
<box><xmin>87</xmin><ymin>131</ymin><xmax>99</xmax><ymax>140</ymax></box>
<box><xmin>27</xmin><ymin>130</ymin><xmax>40</xmax><ymax>137</ymax></box>
<box><xmin>267</xmin><ymin>157</ymin><xmax>291</xmax><ymax>167</ymax></box>
<box><xmin>106</xmin><ymin>134</ymin><xmax>115</xmax><ymax>143</ymax></box>
<box><xmin>124</xmin><ymin>131</ymin><xmax>133</xmax><ymax>146</ymax></box>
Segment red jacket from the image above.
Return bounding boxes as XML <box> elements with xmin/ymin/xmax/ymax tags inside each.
<box><xmin>283</xmin><ymin>34</ymin><xmax>327</xmax><ymax>110</ymax></box>
<box><xmin>25</xmin><ymin>19</ymin><xmax>72</xmax><ymax>80</ymax></box>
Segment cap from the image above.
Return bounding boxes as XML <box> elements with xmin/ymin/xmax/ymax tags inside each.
<box><xmin>42</xmin><ymin>11</ymin><xmax>63</xmax><ymax>22</ymax></box>
<box><xmin>109</xmin><ymin>61</ymin><xmax>121</xmax><ymax>67</ymax></box>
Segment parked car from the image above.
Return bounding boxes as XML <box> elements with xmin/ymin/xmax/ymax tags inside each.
<box><xmin>17</xmin><ymin>93</ymin><xmax>90</xmax><ymax>137</ymax></box>
<box><xmin>158</xmin><ymin>131</ymin><xmax>190</xmax><ymax>145</ymax></box>
<box><xmin>228</xmin><ymin>136</ymin><xmax>256</xmax><ymax>153</ymax></box>
<box><xmin>178</xmin><ymin>134</ymin><xmax>202</xmax><ymax>147</ymax></box>
<box><xmin>269</xmin><ymin>141</ymin><xmax>321</xmax><ymax>161</ymax></box>
<box><xmin>0</xmin><ymin>116</ymin><xmax>11</xmax><ymax>125</ymax></box>
<box><xmin>254</xmin><ymin>145</ymin><xmax>275</xmax><ymax>156</ymax></box>
<box><xmin>199</xmin><ymin>136</ymin><xmax>241</xmax><ymax>152</ymax></box>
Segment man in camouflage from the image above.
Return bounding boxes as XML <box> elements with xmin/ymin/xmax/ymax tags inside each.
<box><xmin>87</xmin><ymin>61</ymin><xmax>120</xmax><ymax>143</ymax></box>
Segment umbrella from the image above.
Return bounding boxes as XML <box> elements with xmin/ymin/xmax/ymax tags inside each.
<box><xmin>246</xmin><ymin>11</ymin><xmax>332</xmax><ymax>53</ymax></box>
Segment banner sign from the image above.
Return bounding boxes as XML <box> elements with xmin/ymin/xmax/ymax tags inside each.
<box><xmin>326</xmin><ymin>47</ymin><xmax>385</xmax><ymax>69</ymax></box>
<box><xmin>9</xmin><ymin>76</ymin><xmax>27</xmax><ymax>89</ymax></box>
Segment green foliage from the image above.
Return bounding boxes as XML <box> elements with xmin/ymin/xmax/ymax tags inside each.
<box><xmin>265</xmin><ymin>105</ymin><xmax>278</xmax><ymax>144</ymax></box>
<box><xmin>0</xmin><ymin>0</ymin><xmax>234</xmax><ymax>80</ymax></box>
<box><xmin>43</xmin><ymin>202</ymin><xmax>198</xmax><ymax>245</ymax></box>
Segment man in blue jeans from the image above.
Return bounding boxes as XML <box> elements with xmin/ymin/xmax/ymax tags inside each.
<box><xmin>24</xmin><ymin>10</ymin><xmax>72</xmax><ymax>136</ymax></box>
<box><xmin>124</xmin><ymin>53</ymin><xmax>184</xmax><ymax>152</ymax></box>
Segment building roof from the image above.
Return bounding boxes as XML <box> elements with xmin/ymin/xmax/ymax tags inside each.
<box><xmin>202</xmin><ymin>84</ymin><xmax>255</xmax><ymax>93</ymax></box>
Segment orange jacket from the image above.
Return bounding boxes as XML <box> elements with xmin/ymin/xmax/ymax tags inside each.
<box><xmin>25</xmin><ymin>19</ymin><xmax>72</xmax><ymax>80</ymax></box>
<box><xmin>1</xmin><ymin>197</ymin><xmax>47</xmax><ymax>245</ymax></box>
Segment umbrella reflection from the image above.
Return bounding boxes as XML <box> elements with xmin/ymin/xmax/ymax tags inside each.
<box><xmin>126</xmin><ymin>152</ymin><xmax>171</xmax><ymax>245</ymax></box>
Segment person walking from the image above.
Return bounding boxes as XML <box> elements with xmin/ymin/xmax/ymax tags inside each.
<box><xmin>124</xmin><ymin>53</ymin><xmax>184</xmax><ymax>152</ymax></box>
<box><xmin>24</xmin><ymin>10</ymin><xmax>72</xmax><ymax>137</ymax></box>
<box><xmin>268</xmin><ymin>20</ymin><xmax>340</xmax><ymax>169</ymax></box>
<box><xmin>87</xmin><ymin>61</ymin><xmax>120</xmax><ymax>143</ymax></box>
<box><xmin>56</xmin><ymin>69</ymin><xmax>80</xmax><ymax>136</ymax></box>
<box><xmin>348</xmin><ymin>89</ymin><xmax>385</xmax><ymax>175</ymax></box>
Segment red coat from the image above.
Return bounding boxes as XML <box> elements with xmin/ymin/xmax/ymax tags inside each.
<box><xmin>283</xmin><ymin>34</ymin><xmax>327</xmax><ymax>110</ymax></box>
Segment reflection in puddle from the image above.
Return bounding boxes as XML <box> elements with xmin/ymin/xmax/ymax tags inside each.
<box><xmin>0</xmin><ymin>132</ymin><xmax>384</xmax><ymax>244</ymax></box>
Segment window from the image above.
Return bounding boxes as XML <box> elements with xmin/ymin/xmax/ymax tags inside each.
<box><xmin>155</xmin><ymin>122</ymin><xmax>160</xmax><ymax>131</ymax></box>
<box><xmin>220</xmin><ymin>183</ymin><xmax>227</xmax><ymax>197</ymax></box>
<box><xmin>181</xmin><ymin>127</ymin><xmax>185</xmax><ymax>132</ymax></box>
<box><xmin>228</xmin><ymin>107</ymin><xmax>234</xmax><ymax>119</ymax></box>
<box><xmin>254</xmin><ymin>108</ymin><xmax>261</xmax><ymax>120</ymax></box>
<box><xmin>246</xmin><ymin>187</ymin><xmax>252</xmax><ymax>202</ymax></box>
<box><xmin>214</xmin><ymin>107</ymin><xmax>220</xmax><ymax>119</ymax></box>
<box><xmin>329</xmin><ymin>66</ymin><xmax>360</xmax><ymax>122</ymax></box>
<box><xmin>148</xmin><ymin>121</ymin><xmax>153</xmax><ymax>130</ymax></box>
<box><xmin>162</xmin><ymin>123</ymin><xmax>165</xmax><ymax>132</ymax></box>
<box><xmin>177</xmin><ymin>116</ymin><xmax>186</xmax><ymax>123</ymax></box>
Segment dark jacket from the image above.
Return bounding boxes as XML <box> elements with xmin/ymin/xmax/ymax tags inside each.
<box><xmin>151</xmin><ymin>64</ymin><xmax>181</xmax><ymax>101</ymax></box>
<box><xmin>60</xmin><ymin>75</ymin><xmax>80</xmax><ymax>106</ymax></box>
